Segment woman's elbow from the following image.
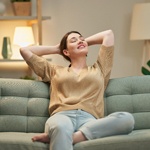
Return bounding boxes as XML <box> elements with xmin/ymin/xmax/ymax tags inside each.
<box><xmin>107</xmin><ymin>30</ymin><xmax>114</xmax><ymax>40</ymax></box>
<box><xmin>20</xmin><ymin>47</ymin><xmax>25</xmax><ymax>55</ymax></box>
<box><xmin>20</xmin><ymin>47</ymin><xmax>26</xmax><ymax>58</ymax></box>
<box><xmin>104</xmin><ymin>30</ymin><xmax>114</xmax><ymax>47</ymax></box>
<box><xmin>20</xmin><ymin>47</ymin><xmax>32</xmax><ymax>61</ymax></box>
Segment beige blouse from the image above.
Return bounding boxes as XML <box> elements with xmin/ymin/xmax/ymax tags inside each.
<box><xmin>27</xmin><ymin>45</ymin><xmax>114</xmax><ymax>118</ymax></box>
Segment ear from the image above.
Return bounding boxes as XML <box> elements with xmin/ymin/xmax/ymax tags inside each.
<box><xmin>63</xmin><ymin>49</ymin><xmax>70</xmax><ymax>56</ymax></box>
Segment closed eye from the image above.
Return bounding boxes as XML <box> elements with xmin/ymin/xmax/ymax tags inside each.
<box><xmin>79</xmin><ymin>36</ymin><xmax>85</xmax><ymax>41</ymax></box>
<box><xmin>69</xmin><ymin>35</ymin><xmax>85</xmax><ymax>43</ymax></box>
<box><xmin>70</xmin><ymin>37</ymin><xmax>77</xmax><ymax>43</ymax></box>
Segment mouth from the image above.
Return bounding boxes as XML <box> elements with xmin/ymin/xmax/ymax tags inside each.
<box><xmin>77</xmin><ymin>44</ymin><xmax>86</xmax><ymax>49</ymax></box>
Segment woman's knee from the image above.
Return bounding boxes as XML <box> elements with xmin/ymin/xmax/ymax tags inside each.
<box><xmin>50</xmin><ymin>122</ymin><xmax>67</xmax><ymax>134</ymax></box>
<box><xmin>110</xmin><ymin>112</ymin><xmax>135</xmax><ymax>133</ymax></box>
<box><xmin>122</xmin><ymin>112</ymin><xmax>135</xmax><ymax>132</ymax></box>
<box><xmin>45</xmin><ymin>114</ymin><xmax>74</xmax><ymax>135</ymax></box>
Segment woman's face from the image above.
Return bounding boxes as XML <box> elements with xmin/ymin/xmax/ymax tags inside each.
<box><xmin>64</xmin><ymin>33</ymin><xmax>88</xmax><ymax>60</ymax></box>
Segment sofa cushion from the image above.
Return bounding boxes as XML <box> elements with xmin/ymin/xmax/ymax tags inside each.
<box><xmin>104</xmin><ymin>76</ymin><xmax>150</xmax><ymax>130</ymax></box>
<box><xmin>0</xmin><ymin>79</ymin><xmax>50</xmax><ymax>133</ymax></box>
<box><xmin>74</xmin><ymin>129</ymin><xmax>150</xmax><ymax>150</ymax></box>
<box><xmin>0</xmin><ymin>132</ymin><xmax>49</xmax><ymax>150</ymax></box>
<box><xmin>2</xmin><ymin>130</ymin><xmax>150</xmax><ymax>150</ymax></box>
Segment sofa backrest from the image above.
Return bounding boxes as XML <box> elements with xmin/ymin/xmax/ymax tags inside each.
<box><xmin>1</xmin><ymin>76</ymin><xmax>149</xmax><ymax>132</ymax></box>
<box><xmin>0</xmin><ymin>78</ymin><xmax>50</xmax><ymax>133</ymax></box>
<box><xmin>104</xmin><ymin>75</ymin><xmax>150</xmax><ymax>130</ymax></box>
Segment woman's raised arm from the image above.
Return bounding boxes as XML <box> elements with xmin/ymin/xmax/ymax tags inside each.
<box><xmin>85</xmin><ymin>30</ymin><xmax>114</xmax><ymax>47</ymax></box>
<box><xmin>20</xmin><ymin>44</ymin><xmax>60</xmax><ymax>61</ymax></box>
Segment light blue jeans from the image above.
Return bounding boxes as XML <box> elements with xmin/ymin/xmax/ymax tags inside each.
<box><xmin>45</xmin><ymin>109</ymin><xmax>134</xmax><ymax>150</ymax></box>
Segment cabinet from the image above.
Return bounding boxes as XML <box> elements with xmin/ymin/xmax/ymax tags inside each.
<box><xmin>0</xmin><ymin>0</ymin><xmax>51</xmax><ymax>79</ymax></box>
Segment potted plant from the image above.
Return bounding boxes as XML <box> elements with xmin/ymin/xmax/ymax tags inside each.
<box><xmin>142</xmin><ymin>60</ymin><xmax>150</xmax><ymax>75</ymax></box>
<box><xmin>11</xmin><ymin>0</ymin><xmax>31</xmax><ymax>16</ymax></box>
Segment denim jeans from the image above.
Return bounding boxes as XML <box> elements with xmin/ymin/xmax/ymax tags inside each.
<box><xmin>45</xmin><ymin>109</ymin><xmax>134</xmax><ymax>150</ymax></box>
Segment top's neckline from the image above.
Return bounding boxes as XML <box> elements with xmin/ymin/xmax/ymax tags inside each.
<box><xmin>68</xmin><ymin>66</ymin><xmax>88</xmax><ymax>76</ymax></box>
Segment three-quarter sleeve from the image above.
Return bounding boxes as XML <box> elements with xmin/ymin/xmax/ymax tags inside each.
<box><xmin>96</xmin><ymin>45</ymin><xmax>114</xmax><ymax>89</ymax></box>
<box><xmin>26</xmin><ymin>54</ymin><xmax>55</xmax><ymax>82</ymax></box>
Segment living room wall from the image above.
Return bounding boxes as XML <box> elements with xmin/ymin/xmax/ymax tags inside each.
<box><xmin>0</xmin><ymin>0</ymin><xmax>149</xmax><ymax>79</ymax></box>
<box><xmin>40</xmin><ymin>0</ymin><xmax>149</xmax><ymax>78</ymax></box>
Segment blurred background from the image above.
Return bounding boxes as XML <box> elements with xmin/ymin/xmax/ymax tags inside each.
<box><xmin>0</xmin><ymin>0</ymin><xmax>149</xmax><ymax>79</ymax></box>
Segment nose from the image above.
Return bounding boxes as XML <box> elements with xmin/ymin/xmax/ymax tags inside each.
<box><xmin>78</xmin><ymin>39</ymin><xmax>83</xmax><ymax>44</ymax></box>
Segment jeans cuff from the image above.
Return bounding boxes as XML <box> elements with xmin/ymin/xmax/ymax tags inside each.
<box><xmin>79</xmin><ymin>127</ymin><xmax>93</xmax><ymax>140</ymax></box>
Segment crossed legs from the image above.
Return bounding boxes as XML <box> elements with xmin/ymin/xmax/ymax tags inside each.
<box><xmin>32</xmin><ymin>111</ymin><xmax>134</xmax><ymax>149</ymax></box>
<box><xmin>32</xmin><ymin>130</ymin><xmax>86</xmax><ymax>144</ymax></box>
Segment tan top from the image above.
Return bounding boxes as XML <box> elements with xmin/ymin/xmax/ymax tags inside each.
<box><xmin>27</xmin><ymin>45</ymin><xmax>114</xmax><ymax>118</ymax></box>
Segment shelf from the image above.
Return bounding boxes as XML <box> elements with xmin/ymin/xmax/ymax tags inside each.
<box><xmin>0</xmin><ymin>0</ymin><xmax>51</xmax><ymax>79</ymax></box>
<box><xmin>0</xmin><ymin>59</ymin><xmax>24</xmax><ymax>62</ymax></box>
<box><xmin>0</xmin><ymin>58</ymin><xmax>51</xmax><ymax>62</ymax></box>
<box><xmin>0</xmin><ymin>16</ymin><xmax>51</xmax><ymax>23</ymax></box>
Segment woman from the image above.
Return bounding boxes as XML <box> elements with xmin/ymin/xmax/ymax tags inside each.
<box><xmin>20</xmin><ymin>30</ymin><xmax>134</xmax><ymax>150</ymax></box>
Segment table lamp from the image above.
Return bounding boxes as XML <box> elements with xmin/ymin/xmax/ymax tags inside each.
<box><xmin>130</xmin><ymin>3</ymin><xmax>150</xmax><ymax>75</ymax></box>
<box><xmin>13</xmin><ymin>26</ymin><xmax>35</xmax><ymax>47</ymax></box>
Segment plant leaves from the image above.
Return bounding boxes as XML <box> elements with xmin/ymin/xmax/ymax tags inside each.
<box><xmin>141</xmin><ymin>66</ymin><xmax>150</xmax><ymax>75</ymax></box>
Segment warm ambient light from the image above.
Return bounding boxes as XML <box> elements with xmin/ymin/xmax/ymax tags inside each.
<box><xmin>130</xmin><ymin>3</ymin><xmax>150</xmax><ymax>40</ymax></box>
<box><xmin>130</xmin><ymin>3</ymin><xmax>150</xmax><ymax>75</ymax></box>
<box><xmin>13</xmin><ymin>26</ymin><xmax>35</xmax><ymax>47</ymax></box>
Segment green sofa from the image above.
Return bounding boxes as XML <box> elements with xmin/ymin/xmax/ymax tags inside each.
<box><xmin>0</xmin><ymin>75</ymin><xmax>150</xmax><ymax>150</ymax></box>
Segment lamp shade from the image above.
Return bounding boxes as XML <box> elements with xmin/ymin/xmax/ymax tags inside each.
<box><xmin>13</xmin><ymin>26</ymin><xmax>35</xmax><ymax>47</ymax></box>
<box><xmin>130</xmin><ymin>3</ymin><xmax>150</xmax><ymax>40</ymax></box>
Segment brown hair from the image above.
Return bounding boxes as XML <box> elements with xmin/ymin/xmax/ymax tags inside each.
<box><xmin>59</xmin><ymin>31</ymin><xmax>82</xmax><ymax>62</ymax></box>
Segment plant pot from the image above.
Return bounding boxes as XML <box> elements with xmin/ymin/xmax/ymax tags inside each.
<box><xmin>12</xmin><ymin>2</ymin><xmax>31</xmax><ymax>16</ymax></box>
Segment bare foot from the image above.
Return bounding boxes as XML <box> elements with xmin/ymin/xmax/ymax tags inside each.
<box><xmin>32</xmin><ymin>133</ymin><xmax>50</xmax><ymax>143</ymax></box>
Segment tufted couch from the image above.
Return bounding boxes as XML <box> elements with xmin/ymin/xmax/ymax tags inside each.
<box><xmin>0</xmin><ymin>75</ymin><xmax>150</xmax><ymax>150</ymax></box>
